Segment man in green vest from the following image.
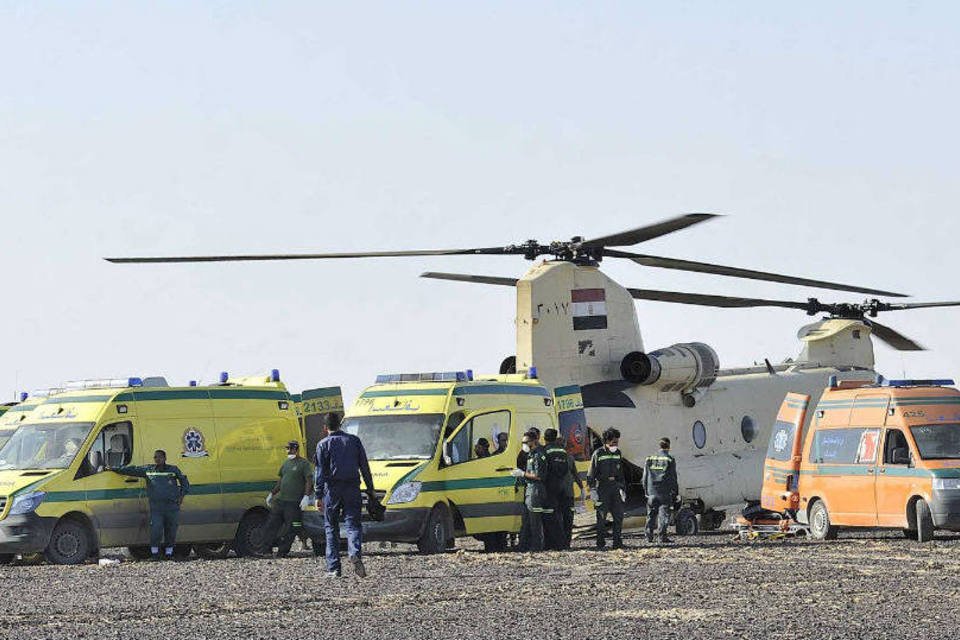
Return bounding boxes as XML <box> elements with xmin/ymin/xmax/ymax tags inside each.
<box><xmin>263</xmin><ymin>440</ymin><xmax>314</xmax><ymax>557</ymax></box>
<box><xmin>113</xmin><ymin>449</ymin><xmax>190</xmax><ymax>560</ymax></box>
<box><xmin>543</xmin><ymin>428</ymin><xmax>583</xmax><ymax>550</ymax></box>
<box><xmin>644</xmin><ymin>437</ymin><xmax>679</xmax><ymax>544</ymax></box>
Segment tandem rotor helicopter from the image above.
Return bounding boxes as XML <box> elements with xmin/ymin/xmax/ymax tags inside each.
<box><xmin>107</xmin><ymin>213</ymin><xmax>960</xmax><ymax>528</ymax></box>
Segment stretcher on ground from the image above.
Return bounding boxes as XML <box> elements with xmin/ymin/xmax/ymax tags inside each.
<box><xmin>733</xmin><ymin>511</ymin><xmax>808</xmax><ymax>541</ymax></box>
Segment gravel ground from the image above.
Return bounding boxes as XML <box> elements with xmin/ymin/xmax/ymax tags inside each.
<box><xmin>3</xmin><ymin>530</ymin><xmax>960</xmax><ymax>640</ymax></box>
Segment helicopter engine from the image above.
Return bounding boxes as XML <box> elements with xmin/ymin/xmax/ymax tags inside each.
<box><xmin>620</xmin><ymin>342</ymin><xmax>720</xmax><ymax>393</ymax></box>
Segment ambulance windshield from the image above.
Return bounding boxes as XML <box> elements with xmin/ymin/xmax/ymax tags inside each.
<box><xmin>342</xmin><ymin>414</ymin><xmax>444</xmax><ymax>460</ymax></box>
<box><xmin>910</xmin><ymin>423</ymin><xmax>960</xmax><ymax>460</ymax></box>
<box><xmin>0</xmin><ymin>429</ymin><xmax>13</xmax><ymax>450</ymax></box>
<box><xmin>0</xmin><ymin>422</ymin><xmax>95</xmax><ymax>470</ymax></box>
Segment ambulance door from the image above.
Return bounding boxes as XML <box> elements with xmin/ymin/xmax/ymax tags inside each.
<box><xmin>300</xmin><ymin>387</ymin><xmax>344</xmax><ymax>463</ymax></box>
<box><xmin>440</xmin><ymin>408</ymin><xmax>518</xmax><ymax>535</ymax></box>
<box><xmin>761</xmin><ymin>393</ymin><xmax>809</xmax><ymax>514</ymax></box>
<box><xmin>138</xmin><ymin>399</ymin><xmax>228</xmax><ymax>543</ymax></box>
<box><xmin>875</xmin><ymin>426</ymin><xmax>914</xmax><ymax>527</ymax></box>
<box><xmin>80</xmin><ymin>418</ymin><xmax>148</xmax><ymax>547</ymax></box>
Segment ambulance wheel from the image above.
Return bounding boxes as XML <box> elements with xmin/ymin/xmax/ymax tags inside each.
<box><xmin>0</xmin><ymin>554</ymin><xmax>12</xmax><ymax>565</ymax></box>
<box><xmin>196</xmin><ymin>542</ymin><xmax>231</xmax><ymax>560</ymax></box>
<box><xmin>417</xmin><ymin>505</ymin><xmax>451</xmax><ymax>554</ymax></box>
<box><xmin>127</xmin><ymin>546</ymin><xmax>154</xmax><ymax>561</ymax></box>
<box><xmin>902</xmin><ymin>528</ymin><xmax>917</xmax><ymax>540</ymax></box>
<box><xmin>675</xmin><ymin>508</ymin><xmax>699</xmax><ymax>536</ymax></box>
<box><xmin>235</xmin><ymin>510</ymin><xmax>270</xmax><ymax>557</ymax></box>
<box><xmin>45</xmin><ymin>519</ymin><xmax>94</xmax><ymax>565</ymax></box>
<box><xmin>808</xmin><ymin>500</ymin><xmax>838</xmax><ymax>541</ymax></box>
<box><xmin>916</xmin><ymin>499</ymin><xmax>935</xmax><ymax>543</ymax></box>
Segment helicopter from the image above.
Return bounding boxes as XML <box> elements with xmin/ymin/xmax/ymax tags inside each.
<box><xmin>107</xmin><ymin>213</ymin><xmax>960</xmax><ymax>529</ymax></box>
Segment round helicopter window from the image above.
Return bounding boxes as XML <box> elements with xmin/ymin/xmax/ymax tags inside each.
<box><xmin>741</xmin><ymin>416</ymin><xmax>757</xmax><ymax>443</ymax></box>
<box><xmin>692</xmin><ymin>421</ymin><xmax>706</xmax><ymax>449</ymax></box>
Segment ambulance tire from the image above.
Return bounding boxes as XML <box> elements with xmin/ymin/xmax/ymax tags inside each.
<box><xmin>916</xmin><ymin>499</ymin><xmax>934</xmax><ymax>543</ymax></box>
<box><xmin>808</xmin><ymin>500</ymin><xmax>838</xmax><ymax>541</ymax></box>
<box><xmin>0</xmin><ymin>554</ymin><xmax>12</xmax><ymax>565</ymax></box>
<box><xmin>417</xmin><ymin>505</ymin><xmax>451</xmax><ymax>554</ymax></box>
<box><xmin>196</xmin><ymin>542</ymin><xmax>232</xmax><ymax>560</ymax></box>
<box><xmin>675</xmin><ymin>508</ymin><xmax>699</xmax><ymax>536</ymax></box>
<box><xmin>45</xmin><ymin>519</ymin><xmax>94</xmax><ymax>565</ymax></box>
<box><xmin>127</xmin><ymin>546</ymin><xmax>154</xmax><ymax>561</ymax></box>
<box><xmin>234</xmin><ymin>510</ymin><xmax>270</xmax><ymax>557</ymax></box>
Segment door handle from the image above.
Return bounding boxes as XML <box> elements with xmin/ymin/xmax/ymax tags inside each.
<box><xmin>878</xmin><ymin>468</ymin><xmax>886</xmax><ymax>474</ymax></box>
<box><xmin>495</xmin><ymin>467</ymin><xmax>513</xmax><ymax>472</ymax></box>
<box><xmin>867</xmin><ymin>468</ymin><xmax>875</xmax><ymax>474</ymax></box>
<box><xmin>124</xmin><ymin>478</ymin><xmax>141</xmax><ymax>484</ymax></box>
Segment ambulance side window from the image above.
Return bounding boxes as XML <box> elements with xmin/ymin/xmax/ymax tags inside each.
<box><xmin>447</xmin><ymin>421</ymin><xmax>472</xmax><ymax>465</ymax></box>
<box><xmin>79</xmin><ymin>422</ymin><xmax>133</xmax><ymax>478</ymax></box>
<box><xmin>446</xmin><ymin>411</ymin><xmax>511</xmax><ymax>465</ymax></box>
<box><xmin>884</xmin><ymin>429</ymin><xmax>911</xmax><ymax>465</ymax></box>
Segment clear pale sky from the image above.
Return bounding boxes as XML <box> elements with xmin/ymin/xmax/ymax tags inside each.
<box><xmin>2</xmin><ymin>3</ymin><xmax>958</xmax><ymax>402</ymax></box>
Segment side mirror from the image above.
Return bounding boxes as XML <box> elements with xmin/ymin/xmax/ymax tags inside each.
<box><xmin>89</xmin><ymin>450</ymin><xmax>104</xmax><ymax>471</ymax></box>
<box><xmin>892</xmin><ymin>447</ymin><xmax>910</xmax><ymax>465</ymax></box>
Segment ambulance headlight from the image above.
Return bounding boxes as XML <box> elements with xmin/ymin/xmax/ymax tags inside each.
<box><xmin>387</xmin><ymin>482</ymin><xmax>422</xmax><ymax>505</ymax></box>
<box><xmin>934</xmin><ymin>478</ymin><xmax>960</xmax><ymax>491</ymax></box>
<box><xmin>9</xmin><ymin>491</ymin><xmax>46</xmax><ymax>515</ymax></box>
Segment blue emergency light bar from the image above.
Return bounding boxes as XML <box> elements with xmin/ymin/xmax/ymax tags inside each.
<box><xmin>19</xmin><ymin>392</ymin><xmax>28</xmax><ymax>402</ymax></box>
<box><xmin>375</xmin><ymin>371</ymin><xmax>473</xmax><ymax>384</ymax></box>
<box><xmin>886</xmin><ymin>379</ymin><xmax>955</xmax><ymax>388</ymax></box>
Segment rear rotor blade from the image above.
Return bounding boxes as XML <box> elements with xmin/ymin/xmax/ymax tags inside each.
<box><xmin>606</xmin><ymin>249</ymin><xmax>907</xmax><ymax>298</ymax></box>
<box><xmin>868</xmin><ymin>320</ymin><xmax>925</xmax><ymax>351</ymax></box>
<box><xmin>625</xmin><ymin>288</ymin><xmax>812</xmax><ymax>310</ymax></box>
<box><xmin>579</xmin><ymin>213</ymin><xmax>718</xmax><ymax>249</ymax></box>
<box><xmin>421</xmin><ymin>272</ymin><xmax>519</xmax><ymax>287</ymax></box>
<box><xmin>105</xmin><ymin>247</ymin><xmax>516</xmax><ymax>264</ymax></box>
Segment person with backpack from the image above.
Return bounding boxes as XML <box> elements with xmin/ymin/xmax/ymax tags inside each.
<box><xmin>543</xmin><ymin>428</ymin><xmax>581</xmax><ymax>550</ymax></box>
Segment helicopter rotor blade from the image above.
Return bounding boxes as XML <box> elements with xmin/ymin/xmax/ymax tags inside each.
<box><xmin>105</xmin><ymin>247</ymin><xmax>518</xmax><ymax>264</ymax></box>
<box><xmin>605</xmin><ymin>249</ymin><xmax>908</xmax><ymax>298</ymax></box>
<box><xmin>625</xmin><ymin>288</ymin><xmax>812</xmax><ymax>310</ymax></box>
<box><xmin>868</xmin><ymin>320</ymin><xmax>925</xmax><ymax>351</ymax></box>
<box><xmin>883</xmin><ymin>300</ymin><xmax>960</xmax><ymax>311</ymax></box>
<box><xmin>420</xmin><ymin>272</ymin><xmax>519</xmax><ymax>287</ymax></box>
<box><xmin>579</xmin><ymin>213</ymin><xmax>719</xmax><ymax>249</ymax></box>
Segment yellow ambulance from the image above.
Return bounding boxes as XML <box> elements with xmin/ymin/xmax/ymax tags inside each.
<box><xmin>332</xmin><ymin>370</ymin><xmax>591</xmax><ymax>553</ymax></box>
<box><xmin>0</xmin><ymin>371</ymin><xmax>305</xmax><ymax>564</ymax></box>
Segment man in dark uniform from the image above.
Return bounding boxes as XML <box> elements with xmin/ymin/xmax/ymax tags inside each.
<box><xmin>644</xmin><ymin>437</ymin><xmax>679</xmax><ymax>544</ymax></box>
<box><xmin>514</xmin><ymin>426</ymin><xmax>540</xmax><ymax>551</ymax></box>
<box><xmin>511</xmin><ymin>429</ymin><xmax>552</xmax><ymax>552</ymax></box>
<box><xmin>262</xmin><ymin>440</ymin><xmax>313</xmax><ymax>557</ymax></box>
<box><xmin>315</xmin><ymin>413</ymin><xmax>377</xmax><ymax>578</ymax></box>
<box><xmin>587</xmin><ymin>428</ymin><xmax>625</xmax><ymax>550</ymax></box>
<box><xmin>113</xmin><ymin>449</ymin><xmax>190</xmax><ymax>560</ymax></box>
<box><xmin>543</xmin><ymin>428</ymin><xmax>581</xmax><ymax>550</ymax></box>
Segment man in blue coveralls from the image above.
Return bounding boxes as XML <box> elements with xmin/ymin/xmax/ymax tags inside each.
<box><xmin>315</xmin><ymin>413</ymin><xmax>377</xmax><ymax>578</ymax></box>
<box><xmin>113</xmin><ymin>449</ymin><xmax>190</xmax><ymax>560</ymax></box>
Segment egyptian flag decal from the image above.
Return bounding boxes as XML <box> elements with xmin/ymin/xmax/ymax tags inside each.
<box><xmin>571</xmin><ymin>288</ymin><xmax>607</xmax><ymax>330</ymax></box>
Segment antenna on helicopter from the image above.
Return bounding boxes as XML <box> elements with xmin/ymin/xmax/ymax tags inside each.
<box><xmin>105</xmin><ymin>213</ymin><xmax>906</xmax><ymax>298</ymax></box>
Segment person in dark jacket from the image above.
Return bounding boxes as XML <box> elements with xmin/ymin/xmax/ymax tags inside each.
<box><xmin>315</xmin><ymin>413</ymin><xmax>377</xmax><ymax>578</ymax></box>
<box><xmin>587</xmin><ymin>428</ymin><xmax>625</xmax><ymax>550</ymax></box>
<box><xmin>113</xmin><ymin>449</ymin><xmax>189</xmax><ymax>560</ymax></box>
<box><xmin>644</xmin><ymin>437</ymin><xmax>679</xmax><ymax>544</ymax></box>
<box><xmin>543</xmin><ymin>428</ymin><xmax>581</xmax><ymax>550</ymax></box>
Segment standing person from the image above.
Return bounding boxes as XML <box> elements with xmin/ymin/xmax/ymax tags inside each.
<box><xmin>644</xmin><ymin>437</ymin><xmax>679</xmax><ymax>544</ymax></box>
<box><xmin>542</xmin><ymin>428</ymin><xmax>579</xmax><ymax>550</ymax></box>
<box><xmin>112</xmin><ymin>450</ymin><xmax>189</xmax><ymax>561</ymax></box>
<box><xmin>587</xmin><ymin>428</ymin><xmax>625</xmax><ymax>550</ymax></box>
<box><xmin>511</xmin><ymin>429</ymin><xmax>552</xmax><ymax>552</ymax></box>
<box><xmin>514</xmin><ymin>426</ymin><xmax>540</xmax><ymax>551</ymax></box>
<box><xmin>262</xmin><ymin>440</ymin><xmax>314</xmax><ymax>558</ymax></box>
<box><xmin>315</xmin><ymin>413</ymin><xmax>377</xmax><ymax>578</ymax></box>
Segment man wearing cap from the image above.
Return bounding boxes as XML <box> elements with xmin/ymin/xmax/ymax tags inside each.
<box><xmin>315</xmin><ymin>413</ymin><xmax>377</xmax><ymax>578</ymax></box>
<box><xmin>644</xmin><ymin>436</ymin><xmax>679</xmax><ymax>544</ymax></box>
<box><xmin>262</xmin><ymin>440</ymin><xmax>314</xmax><ymax>558</ymax></box>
